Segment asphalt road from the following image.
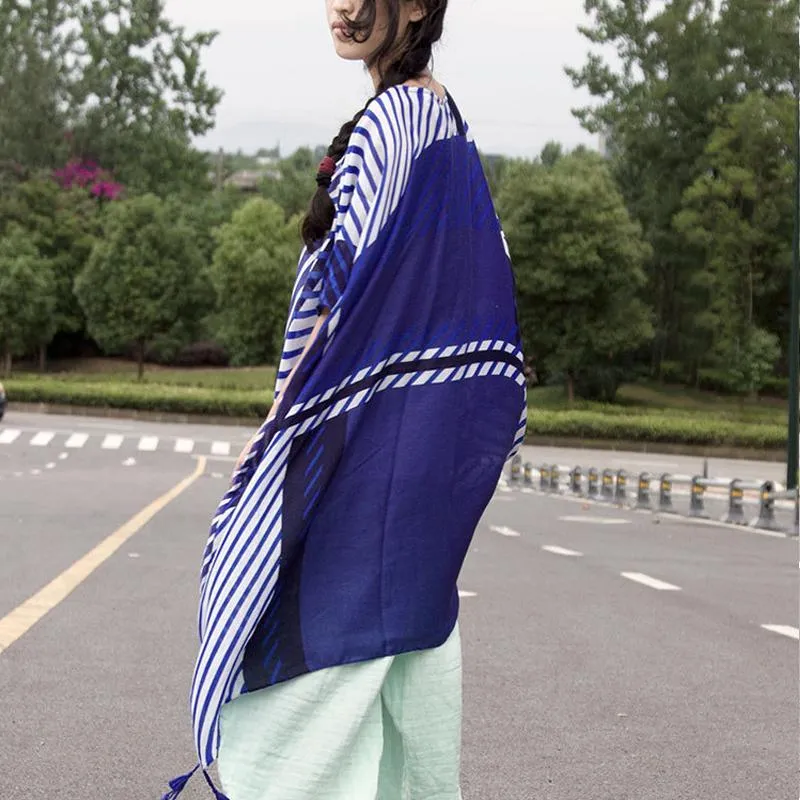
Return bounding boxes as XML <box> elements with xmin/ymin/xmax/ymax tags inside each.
<box><xmin>0</xmin><ymin>412</ymin><xmax>797</xmax><ymax>799</ymax></box>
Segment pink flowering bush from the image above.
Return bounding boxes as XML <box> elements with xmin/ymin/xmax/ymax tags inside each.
<box><xmin>53</xmin><ymin>159</ymin><xmax>123</xmax><ymax>201</ymax></box>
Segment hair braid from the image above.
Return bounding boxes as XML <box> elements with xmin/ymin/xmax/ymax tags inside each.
<box><xmin>301</xmin><ymin>1</ymin><xmax>448</xmax><ymax>250</ymax></box>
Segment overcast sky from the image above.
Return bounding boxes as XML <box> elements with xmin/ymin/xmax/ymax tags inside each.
<box><xmin>164</xmin><ymin>1</ymin><xmax>601</xmax><ymax>158</ymax></box>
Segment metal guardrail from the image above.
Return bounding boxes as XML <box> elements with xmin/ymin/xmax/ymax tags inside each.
<box><xmin>508</xmin><ymin>455</ymin><xmax>799</xmax><ymax>536</ymax></box>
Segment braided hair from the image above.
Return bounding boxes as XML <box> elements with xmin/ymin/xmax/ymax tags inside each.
<box><xmin>301</xmin><ymin>0</ymin><xmax>448</xmax><ymax>249</ymax></box>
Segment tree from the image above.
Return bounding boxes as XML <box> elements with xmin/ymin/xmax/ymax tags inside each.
<box><xmin>0</xmin><ymin>0</ymin><xmax>72</xmax><ymax>171</ymax></box>
<box><xmin>210</xmin><ymin>198</ymin><xmax>299</xmax><ymax>366</ymax></box>
<box><xmin>674</xmin><ymin>92</ymin><xmax>796</xmax><ymax>370</ymax></box>
<box><xmin>726</xmin><ymin>327</ymin><xmax>782</xmax><ymax>399</ymax></box>
<box><xmin>0</xmin><ymin>0</ymin><xmax>222</xmax><ymax>194</ymax></box>
<box><xmin>75</xmin><ymin>194</ymin><xmax>208</xmax><ymax>377</ymax></box>
<box><xmin>498</xmin><ymin>152</ymin><xmax>653</xmax><ymax>402</ymax></box>
<box><xmin>260</xmin><ymin>148</ymin><xmax>318</xmax><ymax>221</ymax></box>
<box><xmin>539</xmin><ymin>142</ymin><xmax>564</xmax><ymax>168</ymax></box>
<box><xmin>0</xmin><ymin>174</ymin><xmax>101</xmax><ymax>365</ymax></box>
<box><xmin>566</xmin><ymin>0</ymin><xmax>798</xmax><ymax>379</ymax></box>
<box><xmin>0</xmin><ymin>225</ymin><xmax>56</xmax><ymax>376</ymax></box>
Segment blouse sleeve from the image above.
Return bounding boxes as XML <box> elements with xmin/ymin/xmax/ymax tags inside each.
<box><xmin>317</xmin><ymin>88</ymin><xmax>431</xmax><ymax>311</ymax></box>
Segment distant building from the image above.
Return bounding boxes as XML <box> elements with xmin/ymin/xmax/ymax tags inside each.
<box><xmin>225</xmin><ymin>170</ymin><xmax>266</xmax><ymax>192</ymax></box>
<box><xmin>255</xmin><ymin>146</ymin><xmax>281</xmax><ymax>168</ymax></box>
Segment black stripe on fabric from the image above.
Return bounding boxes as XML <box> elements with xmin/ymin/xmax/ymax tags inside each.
<box><xmin>278</xmin><ymin>348</ymin><xmax>522</xmax><ymax>431</ymax></box>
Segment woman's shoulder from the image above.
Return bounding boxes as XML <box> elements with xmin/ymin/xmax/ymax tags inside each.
<box><xmin>356</xmin><ymin>84</ymin><xmax>458</xmax><ymax>157</ymax></box>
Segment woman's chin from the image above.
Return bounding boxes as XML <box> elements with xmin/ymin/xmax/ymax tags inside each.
<box><xmin>332</xmin><ymin>40</ymin><xmax>366</xmax><ymax>61</ymax></box>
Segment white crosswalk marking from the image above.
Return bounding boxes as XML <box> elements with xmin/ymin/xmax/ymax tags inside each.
<box><xmin>0</xmin><ymin>429</ymin><xmax>20</xmax><ymax>444</ymax></box>
<box><xmin>4</xmin><ymin>428</ymin><xmax>235</xmax><ymax>458</ymax></box>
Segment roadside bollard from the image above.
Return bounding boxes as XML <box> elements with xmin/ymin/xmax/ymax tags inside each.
<box><xmin>587</xmin><ymin>468</ymin><xmax>599</xmax><ymax>499</ymax></box>
<box><xmin>659</xmin><ymin>474</ymin><xmax>675</xmax><ymax>513</ymax></box>
<box><xmin>539</xmin><ymin>464</ymin><xmax>550</xmax><ymax>492</ymax></box>
<box><xmin>615</xmin><ymin>470</ymin><xmax>628</xmax><ymax>504</ymax></box>
<box><xmin>523</xmin><ymin>462</ymin><xmax>534</xmax><ymax>487</ymax></box>
<box><xmin>637</xmin><ymin>472</ymin><xmax>652</xmax><ymax>510</ymax></box>
<box><xmin>570</xmin><ymin>467</ymin><xmax>583</xmax><ymax>495</ymax></box>
<box><xmin>549</xmin><ymin>464</ymin><xmax>561</xmax><ymax>493</ymax></box>
<box><xmin>510</xmin><ymin>455</ymin><xmax>522</xmax><ymax>484</ymax></box>
<box><xmin>755</xmin><ymin>481</ymin><xmax>779</xmax><ymax>531</ymax></box>
<box><xmin>601</xmin><ymin>469</ymin><xmax>615</xmax><ymax>502</ymax></box>
<box><xmin>726</xmin><ymin>480</ymin><xmax>746</xmax><ymax>525</ymax></box>
<box><xmin>689</xmin><ymin>477</ymin><xmax>708</xmax><ymax>519</ymax></box>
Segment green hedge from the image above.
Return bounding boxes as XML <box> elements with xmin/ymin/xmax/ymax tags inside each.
<box><xmin>6</xmin><ymin>378</ymin><xmax>786</xmax><ymax>449</ymax></box>
<box><xmin>7</xmin><ymin>378</ymin><xmax>273</xmax><ymax>418</ymax></box>
<box><xmin>527</xmin><ymin>409</ymin><xmax>786</xmax><ymax>449</ymax></box>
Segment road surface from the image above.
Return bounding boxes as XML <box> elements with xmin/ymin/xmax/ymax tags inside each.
<box><xmin>0</xmin><ymin>412</ymin><xmax>796</xmax><ymax>799</ymax></box>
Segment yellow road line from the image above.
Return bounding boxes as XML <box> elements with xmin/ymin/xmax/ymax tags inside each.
<box><xmin>0</xmin><ymin>456</ymin><xmax>207</xmax><ymax>655</ymax></box>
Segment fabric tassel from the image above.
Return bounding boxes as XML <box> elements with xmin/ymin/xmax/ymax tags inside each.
<box><xmin>161</xmin><ymin>764</ymin><xmax>199</xmax><ymax>799</ymax></box>
<box><xmin>203</xmin><ymin>769</ymin><xmax>232</xmax><ymax>799</ymax></box>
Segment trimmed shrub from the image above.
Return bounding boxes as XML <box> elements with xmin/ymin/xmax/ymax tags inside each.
<box><xmin>5</xmin><ymin>377</ymin><xmax>786</xmax><ymax>450</ymax></box>
<box><xmin>527</xmin><ymin>409</ymin><xmax>785</xmax><ymax>449</ymax></box>
<box><xmin>7</xmin><ymin>378</ymin><xmax>271</xmax><ymax>418</ymax></box>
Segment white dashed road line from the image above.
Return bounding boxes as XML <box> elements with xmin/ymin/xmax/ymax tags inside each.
<box><xmin>542</xmin><ymin>545</ymin><xmax>583</xmax><ymax>557</ymax></box>
<box><xmin>65</xmin><ymin>433</ymin><xmax>89</xmax><ymax>449</ymax></box>
<box><xmin>458</xmin><ymin>590</ymin><xmax>477</xmax><ymax>598</ymax></box>
<box><xmin>0</xmin><ymin>429</ymin><xmax>20</xmax><ymax>444</ymax></box>
<box><xmin>138</xmin><ymin>436</ymin><xmax>159</xmax><ymax>452</ymax></box>
<box><xmin>175</xmin><ymin>438</ymin><xmax>195</xmax><ymax>454</ymax></box>
<box><xmin>491</xmin><ymin>525</ymin><xmax>522</xmax><ymax>538</ymax></box>
<box><xmin>621</xmin><ymin>572</ymin><xmax>682</xmax><ymax>592</ymax></box>
<box><xmin>560</xmin><ymin>516</ymin><xmax>631</xmax><ymax>526</ymax></box>
<box><xmin>101</xmin><ymin>434</ymin><xmax>124</xmax><ymax>450</ymax></box>
<box><xmin>30</xmin><ymin>432</ymin><xmax>55</xmax><ymax>447</ymax></box>
<box><xmin>211</xmin><ymin>441</ymin><xmax>232</xmax><ymax>457</ymax></box>
<box><xmin>761</xmin><ymin>625</ymin><xmax>799</xmax><ymax>640</ymax></box>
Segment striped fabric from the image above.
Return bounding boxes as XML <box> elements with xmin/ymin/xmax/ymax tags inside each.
<box><xmin>171</xmin><ymin>86</ymin><xmax>526</xmax><ymax>796</ymax></box>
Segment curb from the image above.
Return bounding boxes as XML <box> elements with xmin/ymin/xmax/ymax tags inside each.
<box><xmin>523</xmin><ymin>435</ymin><xmax>785</xmax><ymax>463</ymax></box>
<box><xmin>8</xmin><ymin>401</ymin><xmax>261</xmax><ymax>428</ymax></box>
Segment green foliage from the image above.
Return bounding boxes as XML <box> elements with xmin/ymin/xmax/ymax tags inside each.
<box><xmin>674</xmin><ymin>92</ymin><xmax>796</xmax><ymax>362</ymax></box>
<box><xmin>0</xmin><ymin>0</ymin><xmax>72</xmax><ymax>170</ymax></box>
<box><xmin>75</xmin><ymin>194</ymin><xmax>210</xmax><ymax>377</ymax></box>
<box><xmin>498</xmin><ymin>151</ymin><xmax>653</xmax><ymax>401</ymax></box>
<box><xmin>527</xmin><ymin>408</ymin><xmax>785</xmax><ymax>449</ymax></box>
<box><xmin>0</xmin><ymin>225</ymin><xmax>56</xmax><ymax>373</ymax></box>
<box><xmin>6</xmin><ymin>377</ymin><xmax>272</xmax><ymax>418</ymax></box>
<box><xmin>0</xmin><ymin>174</ymin><xmax>98</xmax><ymax>339</ymax></box>
<box><xmin>210</xmin><ymin>197</ymin><xmax>299</xmax><ymax>366</ymax></box>
<box><xmin>5</xmin><ymin>374</ymin><xmax>785</xmax><ymax>449</ymax></box>
<box><xmin>724</xmin><ymin>328</ymin><xmax>783</xmax><ymax>398</ymax></box>
<box><xmin>259</xmin><ymin>148</ymin><xmax>317</xmax><ymax>221</ymax></box>
<box><xmin>0</xmin><ymin>0</ymin><xmax>222</xmax><ymax>194</ymax></box>
<box><xmin>567</xmin><ymin>0</ymin><xmax>798</xmax><ymax>377</ymax></box>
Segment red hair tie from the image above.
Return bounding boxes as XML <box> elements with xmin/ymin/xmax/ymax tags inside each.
<box><xmin>316</xmin><ymin>156</ymin><xmax>336</xmax><ymax>188</ymax></box>
<box><xmin>318</xmin><ymin>156</ymin><xmax>336</xmax><ymax>176</ymax></box>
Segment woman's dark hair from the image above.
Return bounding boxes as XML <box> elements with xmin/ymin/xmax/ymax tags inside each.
<box><xmin>301</xmin><ymin>0</ymin><xmax>448</xmax><ymax>249</ymax></box>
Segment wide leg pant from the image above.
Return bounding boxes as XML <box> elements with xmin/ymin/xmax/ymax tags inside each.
<box><xmin>217</xmin><ymin>625</ymin><xmax>463</xmax><ymax>800</ymax></box>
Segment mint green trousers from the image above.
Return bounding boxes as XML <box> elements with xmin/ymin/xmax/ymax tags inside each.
<box><xmin>217</xmin><ymin>625</ymin><xmax>463</xmax><ymax>800</ymax></box>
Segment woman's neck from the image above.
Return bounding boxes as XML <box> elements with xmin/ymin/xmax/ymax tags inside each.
<box><xmin>367</xmin><ymin>66</ymin><xmax>444</xmax><ymax>99</ymax></box>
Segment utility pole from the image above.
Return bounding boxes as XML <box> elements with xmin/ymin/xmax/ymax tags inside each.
<box><xmin>787</xmin><ymin>75</ymin><xmax>800</xmax><ymax>491</ymax></box>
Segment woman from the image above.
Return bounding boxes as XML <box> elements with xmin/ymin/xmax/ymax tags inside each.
<box><xmin>164</xmin><ymin>2</ymin><xmax>526</xmax><ymax>798</ymax></box>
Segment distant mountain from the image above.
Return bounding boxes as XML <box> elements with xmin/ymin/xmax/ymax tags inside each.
<box><xmin>195</xmin><ymin>119</ymin><xmax>337</xmax><ymax>160</ymax></box>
